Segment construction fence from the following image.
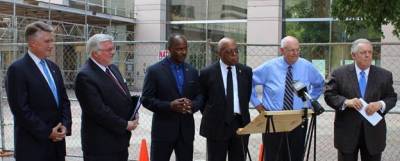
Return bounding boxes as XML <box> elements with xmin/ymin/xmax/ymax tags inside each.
<box><xmin>0</xmin><ymin>41</ymin><xmax>399</xmax><ymax>160</ymax></box>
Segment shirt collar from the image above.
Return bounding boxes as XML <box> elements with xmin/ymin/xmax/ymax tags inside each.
<box><xmin>355</xmin><ymin>63</ymin><xmax>370</xmax><ymax>76</ymax></box>
<box><xmin>167</xmin><ymin>56</ymin><xmax>184</xmax><ymax>68</ymax></box>
<box><xmin>28</xmin><ymin>50</ymin><xmax>42</xmax><ymax>65</ymax></box>
<box><xmin>219</xmin><ymin>59</ymin><xmax>236</xmax><ymax>70</ymax></box>
<box><xmin>90</xmin><ymin>57</ymin><xmax>107</xmax><ymax>72</ymax></box>
<box><xmin>280</xmin><ymin>56</ymin><xmax>298</xmax><ymax>69</ymax></box>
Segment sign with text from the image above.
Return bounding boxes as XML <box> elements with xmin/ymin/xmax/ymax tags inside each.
<box><xmin>159</xmin><ymin>50</ymin><xmax>169</xmax><ymax>60</ymax></box>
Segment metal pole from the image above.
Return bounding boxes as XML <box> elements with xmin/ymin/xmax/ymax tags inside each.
<box><xmin>48</xmin><ymin>0</ymin><xmax>51</xmax><ymax>21</ymax></box>
<box><xmin>85</xmin><ymin>0</ymin><xmax>89</xmax><ymax>41</ymax></box>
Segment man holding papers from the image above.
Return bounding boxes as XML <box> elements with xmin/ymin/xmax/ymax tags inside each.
<box><xmin>325</xmin><ymin>38</ymin><xmax>397</xmax><ymax>161</ymax></box>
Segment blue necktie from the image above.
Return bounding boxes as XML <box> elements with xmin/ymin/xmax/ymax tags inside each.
<box><xmin>40</xmin><ymin>60</ymin><xmax>59</xmax><ymax>107</ymax></box>
<box><xmin>359</xmin><ymin>71</ymin><xmax>366</xmax><ymax>98</ymax></box>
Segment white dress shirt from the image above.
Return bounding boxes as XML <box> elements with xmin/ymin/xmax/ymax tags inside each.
<box><xmin>219</xmin><ymin>59</ymin><xmax>241</xmax><ymax>114</ymax></box>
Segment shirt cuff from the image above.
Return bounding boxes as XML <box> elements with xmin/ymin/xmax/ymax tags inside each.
<box><xmin>340</xmin><ymin>100</ymin><xmax>347</xmax><ymax>111</ymax></box>
<box><xmin>379</xmin><ymin>100</ymin><xmax>386</xmax><ymax>113</ymax></box>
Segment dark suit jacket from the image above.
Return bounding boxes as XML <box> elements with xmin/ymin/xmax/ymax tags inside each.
<box><xmin>141</xmin><ymin>58</ymin><xmax>202</xmax><ymax>142</ymax></box>
<box><xmin>75</xmin><ymin>59</ymin><xmax>134</xmax><ymax>155</ymax></box>
<box><xmin>324</xmin><ymin>64</ymin><xmax>397</xmax><ymax>154</ymax></box>
<box><xmin>199</xmin><ymin>62</ymin><xmax>253</xmax><ymax>140</ymax></box>
<box><xmin>5</xmin><ymin>54</ymin><xmax>72</xmax><ymax>161</ymax></box>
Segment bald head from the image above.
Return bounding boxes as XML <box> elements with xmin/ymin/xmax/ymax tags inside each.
<box><xmin>281</xmin><ymin>36</ymin><xmax>299</xmax><ymax>48</ymax></box>
<box><xmin>218</xmin><ymin>37</ymin><xmax>236</xmax><ymax>53</ymax></box>
<box><xmin>168</xmin><ymin>34</ymin><xmax>187</xmax><ymax>49</ymax></box>
<box><xmin>280</xmin><ymin>36</ymin><xmax>300</xmax><ymax>65</ymax></box>
<box><xmin>218</xmin><ymin>37</ymin><xmax>238</xmax><ymax>66</ymax></box>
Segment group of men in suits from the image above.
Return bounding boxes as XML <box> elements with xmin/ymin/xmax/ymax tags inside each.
<box><xmin>5</xmin><ymin>21</ymin><xmax>397</xmax><ymax>161</ymax></box>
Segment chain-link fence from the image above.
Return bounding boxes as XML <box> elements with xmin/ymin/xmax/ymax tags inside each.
<box><xmin>0</xmin><ymin>41</ymin><xmax>400</xmax><ymax>160</ymax></box>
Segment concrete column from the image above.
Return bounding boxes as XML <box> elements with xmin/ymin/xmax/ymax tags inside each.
<box><xmin>246</xmin><ymin>0</ymin><xmax>282</xmax><ymax>68</ymax></box>
<box><xmin>381</xmin><ymin>24</ymin><xmax>400</xmax><ymax>96</ymax></box>
<box><xmin>134</xmin><ymin>0</ymin><xmax>167</xmax><ymax>90</ymax></box>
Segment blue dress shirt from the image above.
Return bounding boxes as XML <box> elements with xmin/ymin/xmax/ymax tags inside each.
<box><xmin>167</xmin><ymin>57</ymin><xmax>185</xmax><ymax>95</ymax></box>
<box><xmin>250</xmin><ymin>57</ymin><xmax>324</xmax><ymax>111</ymax></box>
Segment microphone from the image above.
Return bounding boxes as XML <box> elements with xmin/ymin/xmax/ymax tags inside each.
<box><xmin>292</xmin><ymin>81</ymin><xmax>325</xmax><ymax>115</ymax></box>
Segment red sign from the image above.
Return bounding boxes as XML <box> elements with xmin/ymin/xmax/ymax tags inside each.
<box><xmin>159</xmin><ymin>50</ymin><xmax>169</xmax><ymax>60</ymax></box>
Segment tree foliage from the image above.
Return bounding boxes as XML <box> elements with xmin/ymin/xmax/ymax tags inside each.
<box><xmin>332</xmin><ymin>0</ymin><xmax>400</xmax><ymax>37</ymax></box>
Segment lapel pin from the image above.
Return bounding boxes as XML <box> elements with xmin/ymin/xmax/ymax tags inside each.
<box><xmin>185</xmin><ymin>68</ymin><xmax>189</xmax><ymax>72</ymax></box>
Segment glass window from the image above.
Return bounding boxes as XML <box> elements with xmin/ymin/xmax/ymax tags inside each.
<box><xmin>168</xmin><ymin>0</ymin><xmax>207</xmax><ymax>21</ymax></box>
<box><xmin>208</xmin><ymin>0</ymin><xmax>247</xmax><ymax>20</ymax></box>
<box><xmin>284</xmin><ymin>0</ymin><xmax>330</xmax><ymax>18</ymax></box>
<box><xmin>168</xmin><ymin>24</ymin><xmax>206</xmax><ymax>40</ymax></box>
<box><xmin>284</xmin><ymin>21</ymin><xmax>330</xmax><ymax>43</ymax></box>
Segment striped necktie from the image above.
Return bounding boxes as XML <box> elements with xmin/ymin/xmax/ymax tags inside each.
<box><xmin>283</xmin><ymin>65</ymin><xmax>294</xmax><ymax>110</ymax></box>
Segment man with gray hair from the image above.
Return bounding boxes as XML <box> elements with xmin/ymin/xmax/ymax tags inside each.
<box><xmin>5</xmin><ymin>21</ymin><xmax>72</xmax><ymax>161</ymax></box>
<box><xmin>250</xmin><ymin>36</ymin><xmax>324</xmax><ymax>161</ymax></box>
<box><xmin>75</xmin><ymin>34</ymin><xmax>139</xmax><ymax>161</ymax></box>
<box><xmin>325</xmin><ymin>38</ymin><xmax>397</xmax><ymax>161</ymax></box>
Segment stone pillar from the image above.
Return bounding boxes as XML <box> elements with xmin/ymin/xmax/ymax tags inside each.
<box><xmin>246</xmin><ymin>0</ymin><xmax>282</xmax><ymax>68</ymax></box>
<box><xmin>134</xmin><ymin>0</ymin><xmax>167</xmax><ymax>90</ymax></box>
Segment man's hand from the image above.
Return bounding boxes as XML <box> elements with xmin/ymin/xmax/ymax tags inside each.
<box><xmin>49</xmin><ymin>123</ymin><xmax>66</xmax><ymax>142</ymax></box>
<box><xmin>171</xmin><ymin>98</ymin><xmax>193</xmax><ymax>114</ymax></box>
<box><xmin>255</xmin><ymin>104</ymin><xmax>266</xmax><ymax>113</ymax></box>
<box><xmin>344</xmin><ymin>98</ymin><xmax>363</xmax><ymax>110</ymax></box>
<box><xmin>126</xmin><ymin>119</ymin><xmax>139</xmax><ymax>131</ymax></box>
<box><xmin>366</xmin><ymin>102</ymin><xmax>382</xmax><ymax>116</ymax></box>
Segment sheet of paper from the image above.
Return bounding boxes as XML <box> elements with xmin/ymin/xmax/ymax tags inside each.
<box><xmin>130</xmin><ymin>96</ymin><xmax>141</xmax><ymax>120</ymax></box>
<box><xmin>359</xmin><ymin>99</ymin><xmax>382</xmax><ymax>126</ymax></box>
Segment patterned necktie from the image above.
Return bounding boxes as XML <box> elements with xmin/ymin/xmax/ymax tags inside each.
<box><xmin>39</xmin><ymin>60</ymin><xmax>59</xmax><ymax>107</ymax></box>
<box><xmin>226</xmin><ymin>66</ymin><xmax>234</xmax><ymax>123</ymax></box>
<box><xmin>283</xmin><ymin>65</ymin><xmax>294</xmax><ymax>110</ymax></box>
<box><xmin>105</xmin><ymin>67</ymin><xmax>126</xmax><ymax>95</ymax></box>
<box><xmin>359</xmin><ymin>71</ymin><xmax>366</xmax><ymax>98</ymax></box>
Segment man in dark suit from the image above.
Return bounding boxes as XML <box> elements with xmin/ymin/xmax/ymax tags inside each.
<box><xmin>199</xmin><ymin>37</ymin><xmax>253</xmax><ymax>161</ymax></box>
<box><xmin>75</xmin><ymin>34</ymin><xmax>139</xmax><ymax>161</ymax></box>
<box><xmin>5</xmin><ymin>21</ymin><xmax>72</xmax><ymax>161</ymax></box>
<box><xmin>141</xmin><ymin>34</ymin><xmax>202</xmax><ymax>161</ymax></box>
<box><xmin>325</xmin><ymin>38</ymin><xmax>397</xmax><ymax>161</ymax></box>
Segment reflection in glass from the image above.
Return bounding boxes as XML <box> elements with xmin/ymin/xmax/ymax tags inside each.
<box><xmin>168</xmin><ymin>24</ymin><xmax>206</xmax><ymax>40</ymax></box>
<box><xmin>284</xmin><ymin>21</ymin><xmax>330</xmax><ymax>43</ymax></box>
<box><xmin>208</xmin><ymin>0</ymin><xmax>247</xmax><ymax>20</ymax></box>
<box><xmin>169</xmin><ymin>0</ymin><xmax>207</xmax><ymax>21</ymax></box>
<box><xmin>284</xmin><ymin>0</ymin><xmax>330</xmax><ymax>18</ymax></box>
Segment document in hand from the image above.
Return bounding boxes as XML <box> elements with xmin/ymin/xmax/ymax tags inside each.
<box><xmin>359</xmin><ymin>98</ymin><xmax>382</xmax><ymax>126</ymax></box>
<box><xmin>130</xmin><ymin>95</ymin><xmax>141</xmax><ymax>120</ymax></box>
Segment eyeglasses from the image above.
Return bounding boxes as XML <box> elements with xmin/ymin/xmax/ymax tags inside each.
<box><xmin>98</xmin><ymin>47</ymin><xmax>116</xmax><ymax>53</ymax></box>
<box><xmin>284</xmin><ymin>48</ymin><xmax>301</xmax><ymax>53</ymax></box>
<box><xmin>223</xmin><ymin>48</ymin><xmax>239</xmax><ymax>54</ymax></box>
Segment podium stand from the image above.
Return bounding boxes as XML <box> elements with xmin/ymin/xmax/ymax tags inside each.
<box><xmin>237</xmin><ymin>109</ymin><xmax>314</xmax><ymax>161</ymax></box>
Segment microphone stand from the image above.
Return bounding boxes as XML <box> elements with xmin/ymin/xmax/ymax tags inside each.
<box><xmin>300</xmin><ymin>93</ymin><xmax>317</xmax><ymax>161</ymax></box>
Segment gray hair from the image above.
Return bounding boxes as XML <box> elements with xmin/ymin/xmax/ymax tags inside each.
<box><xmin>86</xmin><ymin>34</ymin><xmax>114</xmax><ymax>55</ymax></box>
<box><xmin>25</xmin><ymin>21</ymin><xmax>53</xmax><ymax>42</ymax></box>
<box><xmin>351</xmin><ymin>38</ymin><xmax>371</xmax><ymax>54</ymax></box>
<box><xmin>280</xmin><ymin>36</ymin><xmax>298</xmax><ymax>48</ymax></box>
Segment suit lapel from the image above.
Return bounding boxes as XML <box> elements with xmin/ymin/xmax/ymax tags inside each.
<box><xmin>235</xmin><ymin>65</ymin><xmax>244</xmax><ymax>111</ymax></box>
<box><xmin>161</xmin><ymin>58</ymin><xmax>181</xmax><ymax>95</ymax></box>
<box><xmin>364</xmin><ymin>65</ymin><xmax>377</xmax><ymax>101</ymax></box>
<box><xmin>88</xmin><ymin>59</ymin><xmax>130</xmax><ymax>100</ymax></box>
<box><xmin>109</xmin><ymin>65</ymin><xmax>130</xmax><ymax>96</ymax></box>
<box><xmin>347</xmin><ymin>64</ymin><xmax>362</xmax><ymax>98</ymax></box>
<box><xmin>25</xmin><ymin>54</ymin><xmax>59</xmax><ymax>107</ymax></box>
<box><xmin>182</xmin><ymin>63</ymin><xmax>191</xmax><ymax>96</ymax></box>
<box><xmin>214</xmin><ymin>62</ymin><xmax>227</xmax><ymax>104</ymax></box>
